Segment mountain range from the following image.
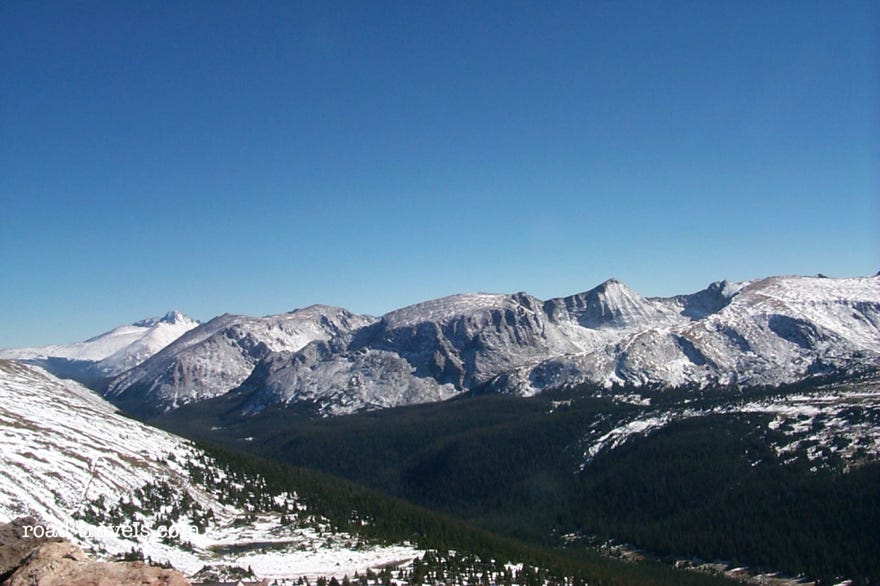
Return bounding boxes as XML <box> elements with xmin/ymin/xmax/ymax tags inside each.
<box><xmin>3</xmin><ymin>274</ymin><xmax>878</xmax><ymax>418</ymax></box>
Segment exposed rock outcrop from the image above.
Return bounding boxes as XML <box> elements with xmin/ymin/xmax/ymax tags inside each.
<box><xmin>0</xmin><ymin>518</ymin><xmax>190</xmax><ymax>586</ymax></box>
<box><xmin>0</xmin><ymin>517</ymin><xmax>61</xmax><ymax>582</ymax></box>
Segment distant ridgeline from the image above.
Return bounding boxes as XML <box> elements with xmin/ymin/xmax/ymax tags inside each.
<box><xmin>3</xmin><ymin>274</ymin><xmax>876</xmax><ymax>418</ymax></box>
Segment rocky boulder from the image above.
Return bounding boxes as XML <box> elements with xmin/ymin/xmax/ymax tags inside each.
<box><xmin>0</xmin><ymin>518</ymin><xmax>190</xmax><ymax>586</ymax></box>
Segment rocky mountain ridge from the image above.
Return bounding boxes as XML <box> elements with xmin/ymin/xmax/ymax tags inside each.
<box><xmin>104</xmin><ymin>305</ymin><xmax>376</xmax><ymax>415</ymax></box>
<box><xmin>3</xmin><ymin>274</ymin><xmax>877</xmax><ymax>418</ymax></box>
<box><xmin>233</xmin><ymin>275</ymin><xmax>879</xmax><ymax>416</ymax></box>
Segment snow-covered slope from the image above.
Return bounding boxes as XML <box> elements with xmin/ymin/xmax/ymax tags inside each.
<box><xmin>0</xmin><ymin>360</ymin><xmax>420</xmax><ymax>581</ymax></box>
<box><xmin>0</xmin><ymin>311</ymin><xmax>199</xmax><ymax>384</ymax></box>
<box><xmin>106</xmin><ymin>305</ymin><xmax>376</xmax><ymax>416</ymax></box>
<box><xmin>235</xmin><ymin>275</ymin><xmax>879</xmax><ymax>415</ymax></box>
<box><xmin>96</xmin><ymin>311</ymin><xmax>201</xmax><ymax>375</ymax></box>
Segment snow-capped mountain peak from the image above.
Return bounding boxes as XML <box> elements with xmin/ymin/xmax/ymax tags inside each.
<box><xmin>382</xmin><ymin>293</ymin><xmax>518</xmax><ymax>328</ymax></box>
<box><xmin>669</xmin><ymin>279</ymin><xmax>746</xmax><ymax>320</ymax></box>
<box><xmin>0</xmin><ymin>311</ymin><xmax>200</xmax><ymax>384</ymax></box>
<box><xmin>133</xmin><ymin>310</ymin><xmax>192</xmax><ymax>328</ymax></box>
<box><xmin>544</xmin><ymin>278</ymin><xmax>680</xmax><ymax>330</ymax></box>
<box><xmin>569</xmin><ymin>278</ymin><xmax>655</xmax><ymax>327</ymax></box>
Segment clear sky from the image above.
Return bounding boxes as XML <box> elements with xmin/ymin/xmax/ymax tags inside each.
<box><xmin>1</xmin><ymin>1</ymin><xmax>878</xmax><ymax>348</ymax></box>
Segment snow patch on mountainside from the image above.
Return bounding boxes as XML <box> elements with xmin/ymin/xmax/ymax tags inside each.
<box><xmin>580</xmin><ymin>378</ymin><xmax>880</xmax><ymax>468</ymax></box>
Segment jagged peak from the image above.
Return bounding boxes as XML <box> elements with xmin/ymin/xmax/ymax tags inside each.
<box><xmin>542</xmin><ymin>278</ymin><xmax>670</xmax><ymax>329</ymax></box>
<box><xmin>574</xmin><ymin>277</ymin><xmax>642</xmax><ymax>299</ymax></box>
<box><xmin>161</xmin><ymin>309</ymin><xmax>193</xmax><ymax>324</ymax></box>
<box><xmin>133</xmin><ymin>310</ymin><xmax>195</xmax><ymax>328</ymax></box>
<box><xmin>693</xmin><ymin>279</ymin><xmax>748</xmax><ymax>298</ymax></box>
<box><xmin>163</xmin><ymin>309</ymin><xmax>181</xmax><ymax>320</ymax></box>
<box><xmin>510</xmin><ymin>291</ymin><xmax>543</xmax><ymax>310</ymax></box>
<box><xmin>546</xmin><ymin>278</ymin><xmax>639</xmax><ymax>305</ymax></box>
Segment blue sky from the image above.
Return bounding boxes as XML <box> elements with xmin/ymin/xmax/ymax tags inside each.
<box><xmin>1</xmin><ymin>1</ymin><xmax>878</xmax><ymax>347</ymax></box>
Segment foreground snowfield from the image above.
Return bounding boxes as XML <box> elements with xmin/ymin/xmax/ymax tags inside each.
<box><xmin>0</xmin><ymin>360</ymin><xmax>420</xmax><ymax>580</ymax></box>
